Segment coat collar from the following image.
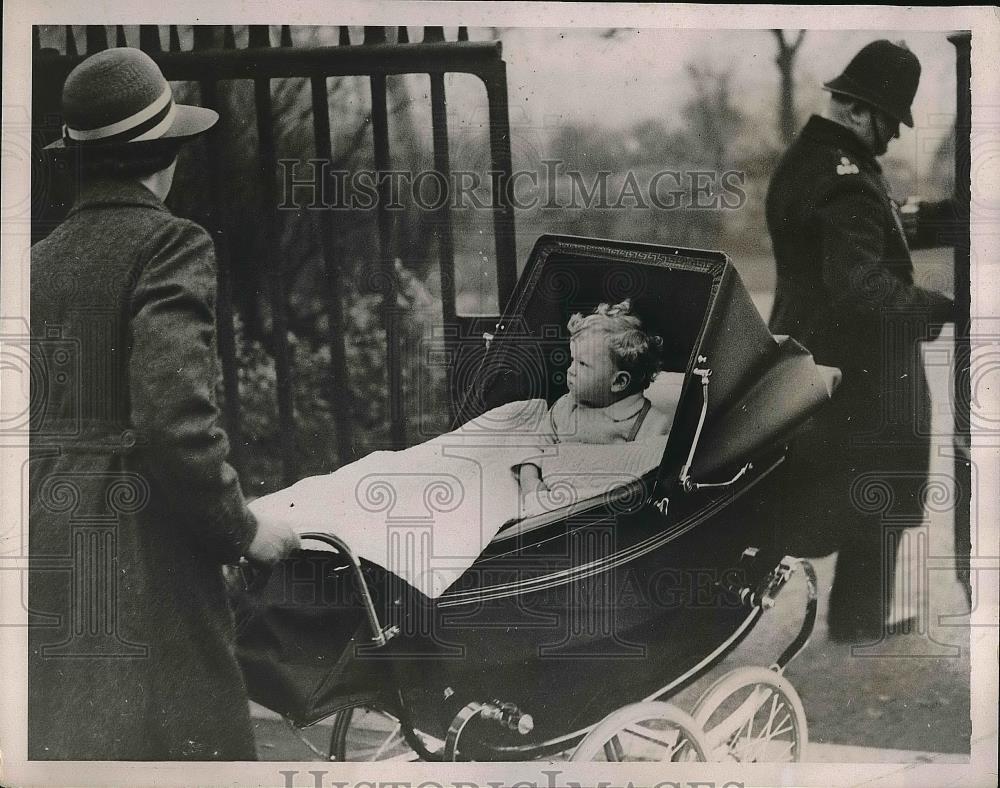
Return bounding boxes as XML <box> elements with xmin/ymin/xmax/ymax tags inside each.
<box><xmin>67</xmin><ymin>177</ymin><xmax>170</xmax><ymax>216</ymax></box>
<box><xmin>800</xmin><ymin>114</ymin><xmax>879</xmax><ymax>171</ymax></box>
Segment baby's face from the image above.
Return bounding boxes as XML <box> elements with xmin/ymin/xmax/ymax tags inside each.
<box><xmin>567</xmin><ymin>331</ymin><xmax>628</xmax><ymax>407</ymax></box>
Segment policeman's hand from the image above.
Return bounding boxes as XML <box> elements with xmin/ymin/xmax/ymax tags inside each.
<box><xmin>900</xmin><ymin>196</ymin><xmax>923</xmax><ymax>241</ymax></box>
<box><xmin>245</xmin><ymin>514</ymin><xmax>301</xmax><ymax>564</ymax></box>
<box><xmin>953</xmin><ymin>433</ymin><xmax>972</xmax><ymax>464</ymax></box>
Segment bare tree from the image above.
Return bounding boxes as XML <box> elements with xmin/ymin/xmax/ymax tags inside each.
<box><xmin>772</xmin><ymin>29</ymin><xmax>806</xmax><ymax>144</ymax></box>
<box><xmin>683</xmin><ymin>62</ymin><xmax>744</xmax><ymax>171</ymax></box>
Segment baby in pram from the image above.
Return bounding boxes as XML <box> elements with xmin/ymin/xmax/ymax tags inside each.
<box><xmin>248</xmin><ymin>300</ymin><xmax>674</xmax><ymax>598</ymax></box>
<box><xmin>517</xmin><ymin>299</ymin><xmax>672</xmax><ymax>498</ymax></box>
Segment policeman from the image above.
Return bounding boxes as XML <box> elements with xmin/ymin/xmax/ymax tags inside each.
<box><xmin>767</xmin><ymin>40</ymin><xmax>954</xmax><ymax>642</ymax></box>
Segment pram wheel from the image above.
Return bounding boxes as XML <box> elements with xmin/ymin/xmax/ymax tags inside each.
<box><xmin>692</xmin><ymin>666</ymin><xmax>808</xmax><ymax>762</ymax></box>
<box><xmin>328</xmin><ymin>705</ymin><xmax>438</xmax><ymax>761</ymax></box>
<box><xmin>569</xmin><ymin>701</ymin><xmax>710</xmax><ymax>762</ymax></box>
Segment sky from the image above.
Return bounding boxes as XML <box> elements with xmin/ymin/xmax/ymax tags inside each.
<box><xmin>442</xmin><ymin>27</ymin><xmax>960</xmax><ymax>179</ymax></box>
<box><xmin>495</xmin><ymin>28</ymin><xmax>957</xmax><ymax>128</ymax></box>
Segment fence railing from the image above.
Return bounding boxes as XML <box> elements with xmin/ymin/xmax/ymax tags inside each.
<box><xmin>947</xmin><ymin>31</ymin><xmax>972</xmax><ymax>605</ymax></box>
<box><xmin>32</xmin><ymin>25</ymin><xmax>519</xmax><ymax>486</ymax></box>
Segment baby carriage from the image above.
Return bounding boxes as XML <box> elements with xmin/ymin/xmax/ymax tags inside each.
<box><xmin>231</xmin><ymin>235</ymin><xmax>837</xmax><ymax>762</ymax></box>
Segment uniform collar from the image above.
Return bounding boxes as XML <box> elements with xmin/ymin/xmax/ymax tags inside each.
<box><xmin>800</xmin><ymin>114</ymin><xmax>879</xmax><ymax>170</ymax></box>
<box><xmin>67</xmin><ymin>177</ymin><xmax>170</xmax><ymax>216</ymax></box>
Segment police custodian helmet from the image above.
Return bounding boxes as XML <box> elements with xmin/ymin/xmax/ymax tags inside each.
<box><xmin>823</xmin><ymin>39</ymin><xmax>921</xmax><ymax>128</ymax></box>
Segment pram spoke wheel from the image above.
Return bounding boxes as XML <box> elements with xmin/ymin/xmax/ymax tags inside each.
<box><xmin>569</xmin><ymin>701</ymin><xmax>709</xmax><ymax>762</ymax></box>
<box><xmin>328</xmin><ymin>706</ymin><xmax>439</xmax><ymax>761</ymax></box>
<box><xmin>692</xmin><ymin>666</ymin><xmax>808</xmax><ymax>762</ymax></box>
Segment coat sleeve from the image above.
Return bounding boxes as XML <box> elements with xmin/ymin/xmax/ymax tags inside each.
<box><xmin>814</xmin><ymin>182</ymin><xmax>954</xmax><ymax>325</ymax></box>
<box><xmin>129</xmin><ymin>218</ymin><xmax>258</xmax><ymax>564</ymax></box>
<box><xmin>903</xmin><ymin>197</ymin><xmax>958</xmax><ymax>250</ymax></box>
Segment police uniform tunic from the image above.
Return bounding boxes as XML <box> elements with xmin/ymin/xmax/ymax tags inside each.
<box><xmin>766</xmin><ymin>115</ymin><xmax>953</xmax><ymax>636</ymax></box>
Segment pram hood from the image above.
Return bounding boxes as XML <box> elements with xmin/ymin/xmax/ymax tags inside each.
<box><xmin>458</xmin><ymin>234</ymin><xmax>839</xmax><ymax>497</ymax></box>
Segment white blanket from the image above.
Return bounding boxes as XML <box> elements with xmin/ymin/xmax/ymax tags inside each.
<box><xmin>248</xmin><ymin>399</ymin><xmax>667</xmax><ymax>598</ymax></box>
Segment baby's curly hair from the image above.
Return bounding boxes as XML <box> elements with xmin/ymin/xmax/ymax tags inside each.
<box><xmin>567</xmin><ymin>299</ymin><xmax>664</xmax><ymax>392</ymax></box>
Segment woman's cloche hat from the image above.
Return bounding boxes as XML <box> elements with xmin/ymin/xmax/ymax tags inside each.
<box><xmin>46</xmin><ymin>46</ymin><xmax>218</xmax><ymax>150</ymax></box>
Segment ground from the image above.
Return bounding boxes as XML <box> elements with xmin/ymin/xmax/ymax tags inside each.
<box><xmin>249</xmin><ymin>249</ymin><xmax>972</xmax><ymax>761</ymax></box>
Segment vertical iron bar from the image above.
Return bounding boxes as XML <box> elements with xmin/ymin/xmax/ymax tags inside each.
<box><xmin>224</xmin><ymin>26</ymin><xmax>237</xmax><ymax>50</ymax></box>
<box><xmin>311</xmin><ymin>75</ymin><xmax>355</xmax><ymax>467</ymax></box>
<box><xmin>32</xmin><ymin>29</ymin><xmax>70</xmax><ymax>243</ymax></box>
<box><xmin>115</xmin><ymin>25</ymin><xmax>128</xmax><ymax>47</ymax></box>
<box><xmin>397</xmin><ymin>26</ymin><xmax>410</xmax><ymax>45</ymax></box>
<box><xmin>193</xmin><ymin>26</ymin><xmax>217</xmax><ymax>52</ymax></box>
<box><xmin>948</xmin><ymin>31</ymin><xmax>972</xmax><ymax>606</ymax></box>
<box><xmin>65</xmin><ymin>26</ymin><xmax>78</xmax><ymax>57</ymax></box>
<box><xmin>280</xmin><ymin>25</ymin><xmax>293</xmax><ymax>48</ymax></box>
<box><xmin>169</xmin><ymin>25</ymin><xmax>182</xmax><ymax>52</ymax></box>
<box><xmin>482</xmin><ymin>64</ymin><xmax>518</xmax><ymax>311</ymax></box>
<box><xmin>364</xmin><ymin>27</ymin><xmax>387</xmax><ymax>45</ymax></box>
<box><xmin>86</xmin><ymin>25</ymin><xmax>108</xmax><ymax>54</ymax></box>
<box><xmin>458</xmin><ymin>27</ymin><xmax>469</xmax><ymax>42</ymax></box>
<box><xmin>139</xmin><ymin>25</ymin><xmax>160</xmax><ymax>53</ymax></box>
<box><xmin>249</xmin><ymin>25</ymin><xmax>271</xmax><ymax>49</ymax></box>
<box><xmin>252</xmin><ymin>37</ymin><xmax>298</xmax><ymax>484</ymax></box>
<box><xmin>370</xmin><ymin>72</ymin><xmax>406</xmax><ymax>449</ymax></box>
<box><xmin>338</xmin><ymin>26</ymin><xmax>351</xmax><ymax>46</ymax></box>
<box><xmin>429</xmin><ymin>75</ymin><xmax>457</xmax><ymax>323</ymax></box>
<box><xmin>430</xmin><ymin>71</ymin><xmax>458</xmax><ymax>420</ymax></box>
<box><xmin>199</xmin><ymin>77</ymin><xmax>245</xmax><ymax>477</ymax></box>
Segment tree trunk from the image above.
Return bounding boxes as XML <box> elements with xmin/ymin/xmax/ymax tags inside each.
<box><xmin>773</xmin><ymin>30</ymin><xmax>806</xmax><ymax>144</ymax></box>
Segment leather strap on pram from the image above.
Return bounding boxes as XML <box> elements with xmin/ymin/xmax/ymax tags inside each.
<box><xmin>626</xmin><ymin>398</ymin><xmax>652</xmax><ymax>442</ymax></box>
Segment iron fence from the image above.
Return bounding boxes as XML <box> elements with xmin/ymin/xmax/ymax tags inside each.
<box><xmin>32</xmin><ymin>25</ymin><xmax>518</xmax><ymax>486</ymax></box>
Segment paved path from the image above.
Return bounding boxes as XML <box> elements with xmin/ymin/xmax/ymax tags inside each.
<box><xmin>249</xmin><ymin>704</ymin><xmax>970</xmax><ymax>763</ymax></box>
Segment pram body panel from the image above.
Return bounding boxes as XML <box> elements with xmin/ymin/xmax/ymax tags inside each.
<box><xmin>234</xmin><ymin>478</ymin><xmax>776</xmax><ymax>740</ymax></box>
<box><xmin>233</xmin><ymin>235</ymin><xmax>835</xmax><ymax>750</ymax></box>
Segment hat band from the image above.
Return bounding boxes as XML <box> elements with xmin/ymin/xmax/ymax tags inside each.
<box><xmin>63</xmin><ymin>84</ymin><xmax>175</xmax><ymax>145</ymax></box>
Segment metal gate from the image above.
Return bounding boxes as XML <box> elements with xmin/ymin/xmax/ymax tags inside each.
<box><xmin>32</xmin><ymin>24</ymin><xmax>518</xmax><ymax>486</ymax></box>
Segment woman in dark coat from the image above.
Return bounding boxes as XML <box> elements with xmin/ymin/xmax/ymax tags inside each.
<box><xmin>29</xmin><ymin>47</ymin><xmax>298</xmax><ymax>760</ymax></box>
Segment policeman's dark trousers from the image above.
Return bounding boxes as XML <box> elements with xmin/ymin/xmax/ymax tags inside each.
<box><xmin>824</xmin><ymin>467</ymin><xmax>928</xmax><ymax>642</ymax></box>
<box><xmin>774</xmin><ymin>409</ymin><xmax>928</xmax><ymax>643</ymax></box>
<box><xmin>826</xmin><ymin>521</ymin><xmax>906</xmax><ymax>641</ymax></box>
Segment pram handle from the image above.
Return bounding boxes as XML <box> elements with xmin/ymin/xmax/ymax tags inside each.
<box><xmin>299</xmin><ymin>532</ymin><xmax>399</xmax><ymax>648</ymax></box>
